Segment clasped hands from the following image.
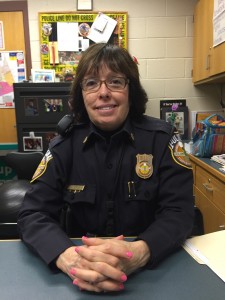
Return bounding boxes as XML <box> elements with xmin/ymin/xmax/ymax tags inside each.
<box><xmin>56</xmin><ymin>235</ymin><xmax>150</xmax><ymax>293</ymax></box>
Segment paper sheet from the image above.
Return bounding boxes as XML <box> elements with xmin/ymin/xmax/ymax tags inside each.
<box><xmin>183</xmin><ymin>231</ymin><xmax>225</xmax><ymax>282</ymax></box>
<box><xmin>87</xmin><ymin>13</ymin><xmax>117</xmax><ymax>43</ymax></box>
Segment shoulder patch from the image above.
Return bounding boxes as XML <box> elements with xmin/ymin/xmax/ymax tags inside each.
<box><xmin>30</xmin><ymin>150</ymin><xmax>53</xmax><ymax>182</ymax></box>
<box><xmin>168</xmin><ymin>133</ymin><xmax>192</xmax><ymax>169</ymax></box>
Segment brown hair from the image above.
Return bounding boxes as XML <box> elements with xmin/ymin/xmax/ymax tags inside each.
<box><xmin>69</xmin><ymin>43</ymin><xmax>148</xmax><ymax>122</ymax></box>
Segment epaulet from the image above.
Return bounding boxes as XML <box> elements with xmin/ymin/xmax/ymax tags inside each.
<box><xmin>133</xmin><ymin>115</ymin><xmax>173</xmax><ymax>135</ymax></box>
<box><xmin>49</xmin><ymin>134</ymin><xmax>66</xmax><ymax>149</ymax></box>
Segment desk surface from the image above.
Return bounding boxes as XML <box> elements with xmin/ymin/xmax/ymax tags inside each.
<box><xmin>0</xmin><ymin>240</ymin><xmax>224</xmax><ymax>300</ymax></box>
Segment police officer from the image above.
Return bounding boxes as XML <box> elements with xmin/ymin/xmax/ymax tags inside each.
<box><xmin>18</xmin><ymin>43</ymin><xmax>194</xmax><ymax>293</ymax></box>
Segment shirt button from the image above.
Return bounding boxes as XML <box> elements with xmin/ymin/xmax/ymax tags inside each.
<box><xmin>107</xmin><ymin>163</ymin><xmax>113</xmax><ymax>169</ymax></box>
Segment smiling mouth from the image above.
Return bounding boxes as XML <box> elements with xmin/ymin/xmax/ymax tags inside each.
<box><xmin>96</xmin><ymin>105</ymin><xmax>117</xmax><ymax>110</ymax></box>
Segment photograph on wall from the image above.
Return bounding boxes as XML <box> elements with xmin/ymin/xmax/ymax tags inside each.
<box><xmin>24</xmin><ymin>97</ymin><xmax>39</xmax><ymax>116</ymax></box>
<box><xmin>161</xmin><ymin>106</ymin><xmax>189</xmax><ymax>139</ymax></box>
<box><xmin>166</xmin><ymin>111</ymin><xmax>185</xmax><ymax>134</ymax></box>
<box><xmin>23</xmin><ymin>136</ymin><xmax>43</xmax><ymax>152</ymax></box>
<box><xmin>31</xmin><ymin>69</ymin><xmax>55</xmax><ymax>83</ymax></box>
<box><xmin>43</xmin><ymin>98</ymin><xmax>63</xmax><ymax>112</ymax></box>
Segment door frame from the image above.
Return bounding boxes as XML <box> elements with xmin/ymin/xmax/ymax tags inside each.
<box><xmin>0</xmin><ymin>0</ymin><xmax>32</xmax><ymax>78</ymax></box>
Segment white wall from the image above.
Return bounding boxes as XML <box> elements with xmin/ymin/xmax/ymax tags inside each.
<box><xmin>25</xmin><ymin>0</ymin><xmax>224</xmax><ymax>130</ymax></box>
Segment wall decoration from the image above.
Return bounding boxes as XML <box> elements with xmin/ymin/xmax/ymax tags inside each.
<box><xmin>0</xmin><ymin>51</ymin><xmax>26</xmax><ymax>108</ymax></box>
<box><xmin>39</xmin><ymin>11</ymin><xmax>127</xmax><ymax>77</ymax></box>
<box><xmin>161</xmin><ymin>106</ymin><xmax>189</xmax><ymax>140</ymax></box>
<box><xmin>24</xmin><ymin>97</ymin><xmax>39</xmax><ymax>116</ymax></box>
<box><xmin>23</xmin><ymin>136</ymin><xmax>43</xmax><ymax>152</ymax></box>
<box><xmin>31</xmin><ymin>69</ymin><xmax>55</xmax><ymax>83</ymax></box>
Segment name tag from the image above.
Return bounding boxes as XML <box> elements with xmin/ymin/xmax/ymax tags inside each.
<box><xmin>67</xmin><ymin>185</ymin><xmax>85</xmax><ymax>193</ymax></box>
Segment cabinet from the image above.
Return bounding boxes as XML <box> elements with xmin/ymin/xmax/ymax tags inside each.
<box><xmin>193</xmin><ymin>0</ymin><xmax>212</xmax><ymax>83</ymax></box>
<box><xmin>193</xmin><ymin>0</ymin><xmax>225</xmax><ymax>84</ymax></box>
<box><xmin>189</xmin><ymin>154</ymin><xmax>225</xmax><ymax>233</ymax></box>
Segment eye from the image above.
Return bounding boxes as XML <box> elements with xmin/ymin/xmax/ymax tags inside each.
<box><xmin>109</xmin><ymin>77</ymin><xmax>124</xmax><ymax>86</ymax></box>
<box><xmin>85</xmin><ymin>78</ymin><xmax>98</xmax><ymax>87</ymax></box>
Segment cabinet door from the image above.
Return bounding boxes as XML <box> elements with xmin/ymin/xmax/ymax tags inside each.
<box><xmin>211</xmin><ymin>38</ymin><xmax>225</xmax><ymax>76</ymax></box>
<box><xmin>0</xmin><ymin>9</ymin><xmax>28</xmax><ymax>143</ymax></box>
<box><xmin>0</xmin><ymin>109</ymin><xmax>17</xmax><ymax>143</ymax></box>
<box><xmin>195</xmin><ymin>187</ymin><xmax>225</xmax><ymax>233</ymax></box>
<box><xmin>193</xmin><ymin>0</ymin><xmax>213</xmax><ymax>83</ymax></box>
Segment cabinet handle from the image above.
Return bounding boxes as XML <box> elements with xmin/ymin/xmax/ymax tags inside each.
<box><xmin>205</xmin><ymin>53</ymin><xmax>211</xmax><ymax>70</ymax></box>
<box><xmin>203</xmin><ymin>183</ymin><xmax>213</xmax><ymax>192</ymax></box>
<box><xmin>219</xmin><ymin>225</ymin><xmax>225</xmax><ymax>230</ymax></box>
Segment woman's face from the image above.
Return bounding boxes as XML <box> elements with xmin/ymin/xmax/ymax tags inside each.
<box><xmin>82</xmin><ymin>65</ymin><xmax>129</xmax><ymax>131</ymax></box>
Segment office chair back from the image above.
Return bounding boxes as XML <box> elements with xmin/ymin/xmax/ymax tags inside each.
<box><xmin>4</xmin><ymin>151</ymin><xmax>44</xmax><ymax>180</ymax></box>
<box><xmin>0</xmin><ymin>151</ymin><xmax>44</xmax><ymax>239</ymax></box>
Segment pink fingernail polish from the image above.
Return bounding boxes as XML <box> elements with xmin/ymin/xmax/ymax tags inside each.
<box><xmin>126</xmin><ymin>251</ymin><xmax>133</xmax><ymax>258</ymax></box>
<box><xmin>121</xmin><ymin>274</ymin><xmax>127</xmax><ymax>282</ymax></box>
<box><xmin>73</xmin><ymin>279</ymin><xmax>78</xmax><ymax>285</ymax></box>
<box><xmin>70</xmin><ymin>269</ymin><xmax>76</xmax><ymax>276</ymax></box>
<box><xmin>82</xmin><ymin>236</ymin><xmax>88</xmax><ymax>240</ymax></box>
<box><xmin>75</xmin><ymin>247</ymin><xmax>80</xmax><ymax>253</ymax></box>
<box><xmin>119</xmin><ymin>283</ymin><xmax>124</xmax><ymax>290</ymax></box>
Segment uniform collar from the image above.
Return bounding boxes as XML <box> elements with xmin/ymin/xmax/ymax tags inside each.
<box><xmin>82</xmin><ymin>118</ymin><xmax>135</xmax><ymax>147</ymax></box>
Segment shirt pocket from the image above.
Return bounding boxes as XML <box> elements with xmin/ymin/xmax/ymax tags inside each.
<box><xmin>125</xmin><ymin>179</ymin><xmax>157</xmax><ymax>202</ymax></box>
<box><xmin>121</xmin><ymin>179</ymin><xmax>158</xmax><ymax>234</ymax></box>
<box><xmin>63</xmin><ymin>184</ymin><xmax>97</xmax><ymax>234</ymax></box>
<box><xmin>64</xmin><ymin>184</ymin><xmax>96</xmax><ymax>205</ymax></box>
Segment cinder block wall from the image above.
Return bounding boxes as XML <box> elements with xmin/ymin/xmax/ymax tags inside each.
<box><xmin>26</xmin><ymin>0</ymin><xmax>223</xmax><ymax>133</ymax></box>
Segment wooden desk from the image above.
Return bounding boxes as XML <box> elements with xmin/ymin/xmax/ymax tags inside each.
<box><xmin>0</xmin><ymin>240</ymin><xmax>224</xmax><ymax>300</ymax></box>
<box><xmin>189</xmin><ymin>154</ymin><xmax>225</xmax><ymax>234</ymax></box>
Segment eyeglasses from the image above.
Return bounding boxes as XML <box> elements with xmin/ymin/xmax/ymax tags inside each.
<box><xmin>80</xmin><ymin>77</ymin><xmax>129</xmax><ymax>92</ymax></box>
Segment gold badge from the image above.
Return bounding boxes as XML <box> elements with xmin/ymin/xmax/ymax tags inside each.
<box><xmin>135</xmin><ymin>154</ymin><xmax>153</xmax><ymax>179</ymax></box>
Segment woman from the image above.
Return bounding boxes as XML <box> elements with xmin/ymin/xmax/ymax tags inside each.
<box><xmin>18</xmin><ymin>43</ymin><xmax>194</xmax><ymax>293</ymax></box>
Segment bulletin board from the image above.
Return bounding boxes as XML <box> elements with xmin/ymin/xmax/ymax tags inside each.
<box><xmin>39</xmin><ymin>11</ymin><xmax>128</xmax><ymax>76</ymax></box>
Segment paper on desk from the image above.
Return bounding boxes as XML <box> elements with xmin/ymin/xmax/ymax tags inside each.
<box><xmin>183</xmin><ymin>231</ymin><xmax>225</xmax><ymax>282</ymax></box>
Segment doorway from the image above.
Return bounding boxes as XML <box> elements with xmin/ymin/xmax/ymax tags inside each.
<box><xmin>0</xmin><ymin>0</ymin><xmax>31</xmax><ymax>143</ymax></box>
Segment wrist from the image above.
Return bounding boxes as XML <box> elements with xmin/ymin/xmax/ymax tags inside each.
<box><xmin>133</xmin><ymin>240</ymin><xmax>151</xmax><ymax>268</ymax></box>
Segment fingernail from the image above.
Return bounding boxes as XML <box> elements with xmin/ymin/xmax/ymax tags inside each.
<box><xmin>121</xmin><ymin>274</ymin><xmax>127</xmax><ymax>282</ymax></box>
<box><xmin>75</xmin><ymin>247</ymin><xmax>80</xmax><ymax>253</ymax></box>
<box><xmin>119</xmin><ymin>283</ymin><xmax>124</xmax><ymax>290</ymax></box>
<box><xmin>73</xmin><ymin>279</ymin><xmax>79</xmax><ymax>285</ymax></box>
<box><xmin>70</xmin><ymin>269</ymin><xmax>76</xmax><ymax>276</ymax></box>
<box><xmin>126</xmin><ymin>251</ymin><xmax>133</xmax><ymax>258</ymax></box>
<box><xmin>82</xmin><ymin>236</ymin><xmax>88</xmax><ymax>240</ymax></box>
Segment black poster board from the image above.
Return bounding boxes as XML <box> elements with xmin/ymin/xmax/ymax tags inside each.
<box><xmin>13</xmin><ymin>82</ymin><xmax>71</xmax><ymax>152</ymax></box>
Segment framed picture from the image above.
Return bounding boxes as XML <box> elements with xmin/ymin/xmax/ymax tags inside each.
<box><xmin>77</xmin><ymin>0</ymin><xmax>93</xmax><ymax>11</ymax></box>
<box><xmin>161</xmin><ymin>106</ymin><xmax>189</xmax><ymax>140</ymax></box>
<box><xmin>31</xmin><ymin>69</ymin><xmax>55</xmax><ymax>83</ymax></box>
<box><xmin>24</xmin><ymin>97</ymin><xmax>39</xmax><ymax>116</ymax></box>
<box><xmin>23</xmin><ymin>136</ymin><xmax>43</xmax><ymax>152</ymax></box>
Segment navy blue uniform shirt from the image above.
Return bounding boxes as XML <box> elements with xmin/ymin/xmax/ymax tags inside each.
<box><xmin>18</xmin><ymin>115</ymin><xmax>194</xmax><ymax>268</ymax></box>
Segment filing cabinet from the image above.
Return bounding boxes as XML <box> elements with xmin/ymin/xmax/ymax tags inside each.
<box><xmin>189</xmin><ymin>154</ymin><xmax>225</xmax><ymax>233</ymax></box>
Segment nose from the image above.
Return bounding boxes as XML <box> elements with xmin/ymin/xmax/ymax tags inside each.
<box><xmin>98</xmin><ymin>81</ymin><xmax>110</xmax><ymax>99</ymax></box>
